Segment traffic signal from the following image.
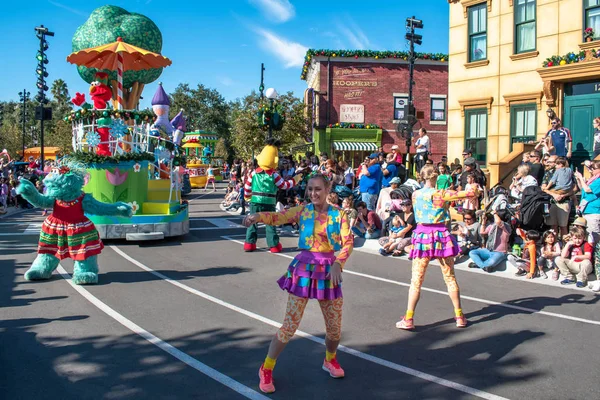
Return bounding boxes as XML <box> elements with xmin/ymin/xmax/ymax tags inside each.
<box><xmin>34</xmin><ymin>25</ymin><xmax>53</xmax><ymax>107</ymax></box>
<box><xmin>405</xmin><ymin>32</ymin><xmax>422</xmax><ymax>45</ymax></box>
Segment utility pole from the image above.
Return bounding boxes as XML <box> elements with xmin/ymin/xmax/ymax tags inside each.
<box><xmin>404</xmin><ymin>16</ymin><xmax>423</xmax><ymax>173</ymax></box>
<box><xmin>34</xmin><ymin>25</ymin><xmax>54</xmax><ymax>168</ymax></box>
<box><xmin>19</xmin><ymin>90</ymin><xmax>30</xmax><ymax>158</ymax></box>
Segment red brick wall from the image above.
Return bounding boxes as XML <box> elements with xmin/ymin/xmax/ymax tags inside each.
<box><xmin>316</xmin><ymin>60</ymin><xmax>448</xmax><ymax>162</ymax></box>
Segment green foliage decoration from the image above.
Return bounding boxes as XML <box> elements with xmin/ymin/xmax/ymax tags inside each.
<box><xmin>64</xmin><ymin>108</ymin><xmax>155</xmax><ymax>123</ymax></box>
<box><xmin>257</xmin><ymin>103</ymin><xmax>286</xmax><ymax>131</ymax></box>
<box><xmin>542</xmin><ymin>50</ymin><xmax>599</xmax><ymax>67</ymax></box>
<box><xmin>67</xmin><ymin>151</ymin><xmax>155</xmax><ymax>164</ymax></box>
<box><xmin>301</xmin><ymin>49</ymin><xmax>449</xmax><ymax>80</ymax></box>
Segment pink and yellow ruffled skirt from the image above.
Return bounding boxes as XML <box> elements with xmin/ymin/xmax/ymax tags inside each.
<box><xmin>409</xmin><ymin>223</ymin><xmax>459</xmax><ymax>259</ymax></box>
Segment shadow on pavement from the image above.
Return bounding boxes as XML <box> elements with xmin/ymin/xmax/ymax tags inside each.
<box><xmin>96</xmin><ymin>266</ymin><xmax>252</xmax><ymax>285</ymax></box>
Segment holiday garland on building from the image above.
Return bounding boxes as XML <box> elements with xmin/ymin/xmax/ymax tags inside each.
<box><xmin>542</xmin><ymin>49</ymin><xmax>600</xmax><ymax>67</ymax></box>
<box><xmin>301</xmin><ymin>49</ymin><xmax>449</xmax><ymax>80</ymax></box>
<box><xmin>327</xmin><ymin>122</ymin><xmax>380</xmax><ymax>129</ymax></box>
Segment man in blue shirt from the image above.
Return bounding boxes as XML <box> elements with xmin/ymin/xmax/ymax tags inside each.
<box><xmin>545</xmin><ymin>118</ymin><xmax>572</xmax><ymax>158</ymax></box>
<box><xmin>359</xmin><ymin>153</ymin><xmax>382</xmax><ymax>211</ymax></box>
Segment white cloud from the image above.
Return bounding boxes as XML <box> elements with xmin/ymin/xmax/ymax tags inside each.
<box><xmin>335</xmin><ymin>17</ymin><xmax>373</xmax><ymax>50</ymax></box>
<box><xmin>47</xmin><ymin>0</ymin><xmax>87</xmax><ymax>16</ymax></box>
<box><xmin>255</xmin><ymin>29</ymin><xmax>308</xmax><ymax>68</ymax></box>
<box><xmin>249</xmin><ymin>0</ymin><xmax>295</xmax><ymax>23</ymax></box>
<box><xmin>219</xmin><ymin>76</ymin><xmax>235</xmax><ymax>86</ymax></box>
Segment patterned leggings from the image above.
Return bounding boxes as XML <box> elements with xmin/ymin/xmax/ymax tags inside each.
<box><xmin>409</xmin><ymin>256</ymin><xmax>460</xmax><ymax>294</ymax></box>
<box><xmin>276</xmin><ymin>294</ymin><xmax>343</xmax><ymax>344</ymax></box>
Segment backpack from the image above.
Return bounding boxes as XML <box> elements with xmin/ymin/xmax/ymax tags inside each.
<box><xmin>520</xmin><ymin>186</ymin><xmax>551</xmax><ymax>231</ymax></box>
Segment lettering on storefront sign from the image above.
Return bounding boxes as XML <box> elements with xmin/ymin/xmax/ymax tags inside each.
<box><xmin>340</xmin><ymin>104</ymin><xmax>365</xmax><ymax>123</ymax></box>
<box><xmin>344</xmin><ymin>89</ymin><xmax>364</xmax><ymax>99</ymax></box>
<box><xmin>333</xmin><ymin>80</ymin><xmax>378</xmax><ymax>87</ymax></box>
<box><xmin>334</xmin><ymin>66</ymin><xmax>375</xmax><ymax>77</ymax></box>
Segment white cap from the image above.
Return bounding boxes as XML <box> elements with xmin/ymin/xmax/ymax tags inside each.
<box><xmin>391</xmin><ymin>145</ymin><xmax>399</xmax><ymax>150</ymax></box>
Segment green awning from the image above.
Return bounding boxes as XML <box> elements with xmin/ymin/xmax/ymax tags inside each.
<box><xmin>333</xmin><ymin>141</ymin><xmax>378</xmax><ymax>151</ymax></box>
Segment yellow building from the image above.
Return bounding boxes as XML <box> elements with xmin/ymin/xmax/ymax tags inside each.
<box><xmin>448</xmin><ymin>0</ymin><xmax>600</xmax><ymax>185</ymax></box>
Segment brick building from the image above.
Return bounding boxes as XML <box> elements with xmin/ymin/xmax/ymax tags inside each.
<box><xmin>301</xmin><ymin>50</ymin><xmax>449</xmax><ymax>167</ymax></box>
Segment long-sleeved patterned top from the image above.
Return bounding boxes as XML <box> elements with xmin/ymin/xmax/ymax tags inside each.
<box><xmin>255</xmin><ymin>205</ymin><xmax>354</xmax><ymax>268</ymax></box>
<box><xmin>243</xmin><ymin>168</ymin><xmax>298</xmax><ymax>202</ymax></box>
<box><xmin>413</xmin><ymin>187</ymin><xmax>476</xmax><ymax>224</ymax></box>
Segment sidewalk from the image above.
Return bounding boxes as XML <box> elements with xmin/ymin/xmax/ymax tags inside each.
<box><xmin>352</xmin><ymin>236</ymin><xmax>598</xmax><ymax>292</ymax></box>
<box><xmin>0</xmin><ymin>206</ymin><xmax>34</xmax><ymax>219</ymax></box>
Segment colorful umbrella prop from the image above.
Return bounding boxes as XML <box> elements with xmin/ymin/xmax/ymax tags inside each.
<box><xmin>67</xmin><ymin>37</ymin><xmax>172</xmax><ymax>110</ymax></box>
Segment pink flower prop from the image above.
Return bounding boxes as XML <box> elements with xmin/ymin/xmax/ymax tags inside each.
<box><xmin>106</xmin><ymin>168</ymin><xmax>129</xmax><ymax>186</ymax></box>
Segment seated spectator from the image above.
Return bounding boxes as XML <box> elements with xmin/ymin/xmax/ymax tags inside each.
<box><xmin>468</xmin><ymin>210</ymin><xmax>511</xmax><ymax>272</ymax></box>
<box><xmin>353</xmin><ymin>201</ymin><xmax>382</xmax><ymax>239</ymax></box>
<box><xmin>379</xmin><ymin>200</ymin><xmax>415</xmax><ymax>256</ymax></box>
<box><xmin>539</xmin><ymin>230</ymin><xmax>562</xmax><ymax>281</ymax></box>
<box><xmin>342</xmin><ymin>197</ymin><xmax>358</xmax><ymax>229</ymax></box>
<box><xmin>327</xmin><ymin>192</ymin><xmax>340</xmax><ymax>207</ymax></box>
<box><xmin>557</xmin><ymin>225</ymin><xmax>593</xmax><ymax>287</ymax></box>
<box><xmin>451</xmin><ymin>210</ymin><xmax>481</xmax><ymax>261</ymax></box>
<box><xmin>508</xmin><ymin>228</ymin><xmax>541</xmax><ymax>279</ymax></box>
<box><xmin>509</xmin><ymin>164</ymin><xmax>537</xmax><ymax>201</ymax></box>
<box><xmin>376</xmin><ymin>177</ymin><xmax>401</xmax><ymax>222</ymax></box>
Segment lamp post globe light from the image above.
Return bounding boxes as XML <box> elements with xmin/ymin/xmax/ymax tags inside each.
<box><xmin>18</xmin><ymin>90</ymin><xmax>30</xmax><ymax>158</ymax></box>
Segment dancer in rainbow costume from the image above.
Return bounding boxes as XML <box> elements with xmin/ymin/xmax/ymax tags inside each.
<box><xmin>243</xmin><ymin>172</ymin><xmax>354</xmax><ymax>394</ymax></box>
<box><xmin>396</xmin><ymin>165</ymin><xmax>476</xmax><ymax>330</ymax></box>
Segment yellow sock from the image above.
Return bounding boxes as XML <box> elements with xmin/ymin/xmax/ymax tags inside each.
<box><xmin>263</xmin><ymin>356</ymin><xmax>276</xmax><ymax>370</ymax></box>
<box><xmin>405</xmin><ymin>310</ymin><xmax>414</xmax><ymax>319</ymax></box>
<box><xmin>454</xmin><ymin>308</ymin><xmax>463</xmax><ymax>317</ymax></box>
<box><xmin>325</xmin><ymin>350</ymin><xmax>336</xmax><ymax>362</ymax></box>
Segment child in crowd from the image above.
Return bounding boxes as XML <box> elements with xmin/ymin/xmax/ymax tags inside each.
<box><xmin>508</xmin><ymin>228</ymin><xmax>541</xmax><ymax>279</ymax></box>
<box><xmin>557</xmin><ymin>225</ymin><xmax>593</xmax><ymax>287</ymax></box>
<box><xmin>539</xmin><ymin>230</ymin><xmax>562</xmax><ymax>280</ymax></box>
<box><xmin>203</xmin><ymin>164</ymin><xmax>216</xmax><ymax>191</ymax></box>
<box><xmin>379</xmin><ymin>215</ymin><xmax>404</xmax><ymax>256</ymax></box>
<box><xmin>342</xmin><ymin>197</ymin><xmax>357</xmax><ymax>230</ymax></box>
<box><xmin>546</xmin><ymin>157</ymin><xmax>573</xmax><ymax>193</ymax></box>
<box><xmin>326</xmin><ymin>192</ymin><xmax>340</xmax><ymax>207</ymax></box>
<box><xmin>463</xmin><ymin>173</ymin><xmax>481</xmax><ymax>210</ymax></box>
<box><xmin>385</xmin><ymin>199</ymin><xmax>415</xmax><ymax>256</ymax></box>
<box><xmin>0</xmin><ymin>178</ymin><xmax>8</xmax><ymax>214</ymax></box>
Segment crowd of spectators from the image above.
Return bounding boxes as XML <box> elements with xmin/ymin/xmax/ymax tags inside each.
<box><xmin>0</xmin><ymin>156</ymin><xmax>54</xmax><ymax>215</ymax></box>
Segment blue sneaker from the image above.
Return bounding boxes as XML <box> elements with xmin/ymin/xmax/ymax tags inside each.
<box><xmin>575</xmin><ymin>281</ymin><xmax>587</xmax><ymax>288</ymax></box>
<box><xmin>560</xmin><ymin>278</ymin><xmax>576</xmax><ymax>285</ymax></box>
<box><xmin>379</xmin><ymin>248</ymin><xmax>390</xmax><ymax>256</ymax></box>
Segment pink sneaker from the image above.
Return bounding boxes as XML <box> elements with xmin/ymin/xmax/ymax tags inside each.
<box><xmin>455</xmin><ymin>315</ymin><xmax>468</xmax><ymax>328</ymax></box>
<box><xmin>322</xmin><ymin>357</ymin><xmax>345</xmax><ymax>378</ymax></box>
<box><xmin>395</xmin><ymin>317</ymin><xmax>415</xmax><ymax>330</ymax></box>
<box><xmin>258</xmin><ymin>365</ymin><xmax>275</xmax><ymax>393</ymax></box>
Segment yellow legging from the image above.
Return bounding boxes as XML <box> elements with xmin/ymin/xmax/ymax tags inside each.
<box><xmin>409</xmin><ymin>256</ymin><xmax>459</xmax><ymax>294</ymax></box>
<box><xmin>276</xmin><ymin>294</ymin><xmax>343</xmax><ymax>344</ymax></box>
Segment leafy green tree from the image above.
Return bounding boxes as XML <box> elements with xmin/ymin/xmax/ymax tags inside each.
<box><xmin>45</xmin><ymin>79</ymin><xmax>73</xmax><ymax>154</ymax></box>
<box><xmin>230</xmin><ymin>91</ymin><xmax>309</xmax><ymax>160</ymax></box>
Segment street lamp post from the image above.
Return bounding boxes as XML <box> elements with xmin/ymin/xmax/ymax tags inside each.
<box><xmin>265</xmin><ymin>87</ymin><xmax>278</xmax><ymax>140</ymax></box>
<box><xmin>18</xmin><ymin>90</ymin><xmax>30</xmax><ymax>159</ymax></box>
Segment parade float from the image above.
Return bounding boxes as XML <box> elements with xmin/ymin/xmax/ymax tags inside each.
<box><xmin>181</xmin><ymin>131</ymin><xmax>221</xmax><ymax>187</ymax></box>
<box><xmin>64</xmin><ymin>5</ymin><xmax>189</xmax><ymax>240</ymax></box>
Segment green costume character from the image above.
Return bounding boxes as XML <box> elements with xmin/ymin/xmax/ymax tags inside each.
<box><xmin>243</xmin><ymin>139</ymin><xmax>300</xmax><ymax>253</ymax></box>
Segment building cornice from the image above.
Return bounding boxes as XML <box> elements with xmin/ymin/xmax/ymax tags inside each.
<box><xmin>502</xmin><ymin>92</ymin><xmax>543</xmax><ymax>112</ymax></box>
<box><xmin>509</xmin><ymin>50</ymin><xmax>539</xmax><ymax>61</ymax></box>
<box><xmin>459</xmin><ymin>0</ymin><xmax>492</xmax><ymax>18</ymax></box>
<box><xmin>464</xmin><ymin>59</ymin><xmax>490</xmax><ymax>68</ymax></box>
<box><xmin>537</xmin><ymin>59</ymin><xmax>600</xmax><ymax>82</ymax></box>
<box><xmin>458</xmin><ymin>97</ymin><xmax>494</xmax><ymax>116</ymax></box>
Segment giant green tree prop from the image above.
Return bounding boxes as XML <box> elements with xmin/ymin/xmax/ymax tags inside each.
<box><xmin>72</xmin><ymin>5</ymin><xmax>164</xmax><ymax>109</ymax></box>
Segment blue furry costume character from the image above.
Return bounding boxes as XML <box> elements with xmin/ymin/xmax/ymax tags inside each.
<box><xmin>16</xmin><ymin>161</ymin><xmax>132</xmax><ymax>284</ymax></box>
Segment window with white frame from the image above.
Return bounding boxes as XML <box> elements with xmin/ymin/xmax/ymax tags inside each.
<box><xmin>430</xmin><ymin>97</ymin><xmax>446</xmax><ymax>121</ymax></box>
<box><xmin>393</xmin><ymin>96</ymin><xmax>409</xmax><ymax>120</ymax></box>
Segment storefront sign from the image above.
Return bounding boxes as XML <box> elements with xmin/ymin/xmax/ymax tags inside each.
<box><xmin>334</xmin><ymin>66</ymin><xmax>375</xmax><ymax>77</ymax></box>
<box><xmin>344</xmin><ymin>89</ymin><xmax>364</xmax><ymax>99</ymax></box>
<box><xmin>340</xmin><ymin>104</ymin><xmax>365</xmax><ymax>123</ymax></box>
<box><xmin>333</xmin><ymin>80</ymin><xmax>377</xmax><ymax>87</ymax></box>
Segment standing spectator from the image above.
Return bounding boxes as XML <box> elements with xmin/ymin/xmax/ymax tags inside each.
<box><xmin>527</xmin><ymin>150</ymin><xmax>545</xmax><ymax>185</ymax></box>
<box><xmin>377</xmin><ymin>146</ymin><xmax>385</xmax><ymax>159</ymax></box>
<box><xmin>0</xmin><ymin>178</ymin><xmax>8</xmax><ymax>214</ymax></box>
<box><xmin>593</xmin><ymin>117</ymin><xmax>600</xmax><ymax>159</ymax></box>
<box><xmin>541</xmin><ymin>155</ymin><xmax>557</xmax><ymax>189</ymax></box>
<box><xmin>436</xmin><ymin>163</ymin><xmax>452</xmax><ymax>189</ymax></box>
<box><xmin>545</xmin><ymin>157</ymin><xmax>573</xmax><ymax>193</ymax></box>
<box><xmin>469</xmin><ymin>210</ymin><xmax>511</xmax><ymax>273</ymax></box>
<box><xmin>340</xmin><ymin>160</ymin><xmax>354</xmax><ymax>189</ymax></box>
<box><xmin>376</xmin><ymin>177</ymin><xmax>401</xmax><ymax>222</ymax></box>
<box><xmin>414</xmin><ymin>128</ymin><xmax>430</xmax><ymax>173</ymax></box>
<box><xmin>463</xmin><ymin>174</ymin><xmax>482</xmax><ymax>210</ymax></box>
<box><xmin>353</xmin><ymin>201</ymin><xmax>382</xmax><ymax>239</ymax></box>
<box><xmin>545</xmin><ymin>118</ymin><xmax>572</xmax><ymax>158</ymax></box>
<box><xmin>557</xmin><ymin>225</ymin><xmax>593</xmax><ymax>287</ymax></box>
<box><xmin>359</xmin><ymin>153</ymin><xmax>382</xmax><ymax>211</ymax></box>
<box><xmin>451</xmin><ymin>164</ymin><xmax>463</xmax><ymax>188</ymax></box>
<box><xmin>27</xmin><ymin>156</ymin><xmax>39</xmax><ymax>170</ymax></box>
<box><xmin>574</xmin><ymin>165</ymin><xmax>600</xmax><ymax>244</ymax></box>
<box><xmin>381</xmin><ymin>153</ymin><xmax>398</xmax><ymax>188</ymax></box>
<box><xmin>203</xmin><ymin>164</ymin><xmax>216</xmax><ymax>191</ymax></box>
<box><xmin>459</xmin><ymin>158</ymin><xmax>485</xmax><ymax>189</ymax></box>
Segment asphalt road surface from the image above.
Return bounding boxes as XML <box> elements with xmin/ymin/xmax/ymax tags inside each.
<box><xmin>1</xmin><ymin>184</ymin><xmax>599</xmax><ymax>400</ymax></box>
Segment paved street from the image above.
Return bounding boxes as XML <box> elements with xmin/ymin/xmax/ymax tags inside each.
<box><xmin>1</xmin><ymin>184</ymin><xmax>599</xmax><ymax>400</ymax></box>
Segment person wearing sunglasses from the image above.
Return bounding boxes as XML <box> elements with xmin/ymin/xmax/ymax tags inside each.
<box><xmin>543</xmin><ymin>118</ymin><xmax>572</xmax><ymax>159</ymax></box>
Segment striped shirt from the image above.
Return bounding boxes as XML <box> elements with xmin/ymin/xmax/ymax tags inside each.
<box><xmin>244</xmin><ymin>168</ymin><xmax>296</xmax><ymax>200</ymax></box>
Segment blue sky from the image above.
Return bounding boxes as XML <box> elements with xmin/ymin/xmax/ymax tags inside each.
<box><xmin>0</xmin><ymin>0</ymin><xmax>449</xmax><ymax>109</ymax></box>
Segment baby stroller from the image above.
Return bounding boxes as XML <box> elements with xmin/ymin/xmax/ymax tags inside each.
<box><xmin>519</xmin><ymin>186</ymin><xmax>551</xmax><ymax>232</ymax></box>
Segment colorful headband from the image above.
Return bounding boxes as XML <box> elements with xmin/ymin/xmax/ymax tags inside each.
<box><xmin>59</xmin><ymin>166</ymin><xmax>71</xmax><ymax>175</ymax></box>
<box><xmin>306</xmin><ymin>171</ymin><xmax>331</xmax><ymax>182</ymax></box>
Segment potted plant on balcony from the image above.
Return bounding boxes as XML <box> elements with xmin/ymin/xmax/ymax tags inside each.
<box><xmin>585</xmin><ymin>27</ymin><xmax>595</xmax><ymax>42</ymax></box>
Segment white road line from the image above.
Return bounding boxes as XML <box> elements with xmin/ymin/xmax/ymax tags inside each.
<box><xmin>56</xmin><ymin>265</ymin><xmax>269</xmax><ymax>400</ymax></box>
<box><xmin>204</xmin><ymin>218</ymin><xmax>244</xmax><ymax>229</ymax></box>
<box><xmin>0</xmin><ymin>232</ymin><xmax>37</xmax><ymax>237</ymax></box>
<box><xmin>110</xmin><ymin>245</ymin><xmax>508</xmax><ymax>400</ymax></box>
<box><xmin>24</xmin><ymin>223</ymin><xmax>42</xmax><ymax>234</ymax></box>
<box><xmin>222</xmin><ymin>236</ymin><xmax>600</xmax><ymax>327</ymax></box>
